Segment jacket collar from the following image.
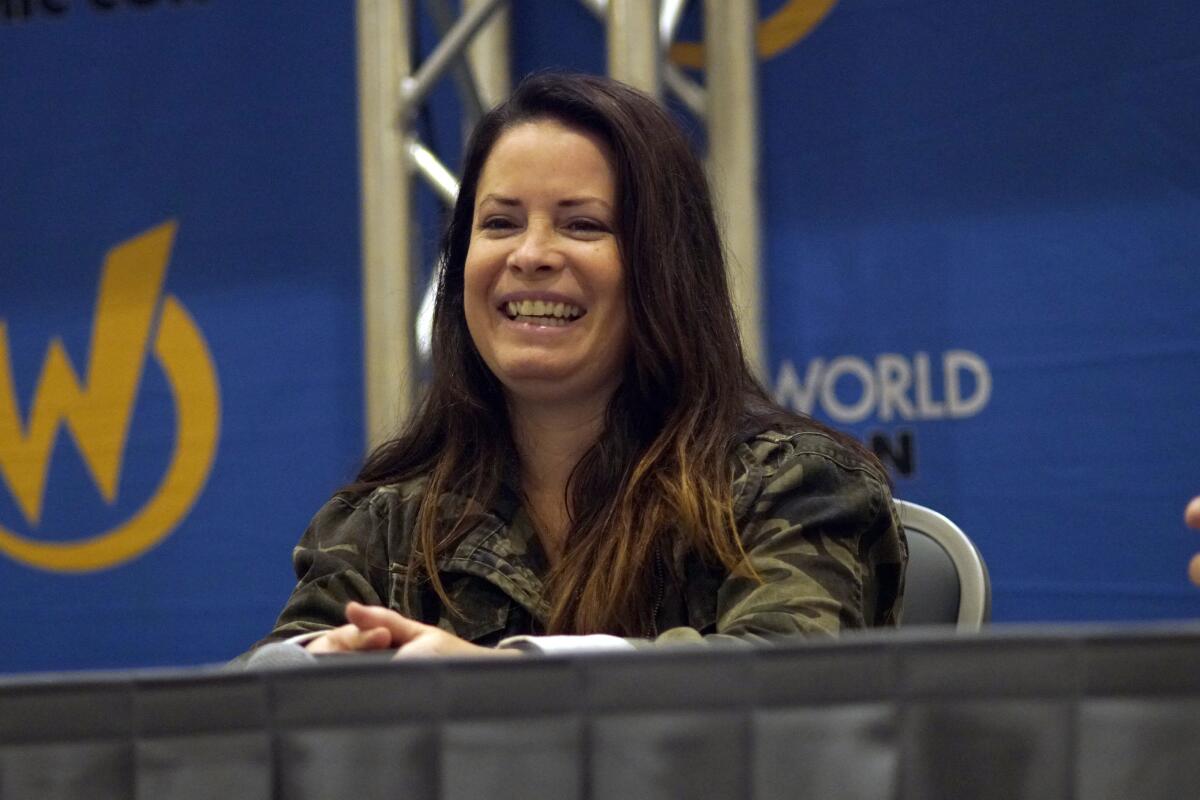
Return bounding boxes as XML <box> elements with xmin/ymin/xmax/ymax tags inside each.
<box><xmin>436</xmin><ymin>488</ymin><xmax>552</xmax><ymax>623</ymax></box>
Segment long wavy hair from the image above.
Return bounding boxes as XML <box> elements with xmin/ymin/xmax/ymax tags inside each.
<box><xmin>353</xmin><ymin>72</ymin><xmax>859</xmax><ymax>635</ymax></box>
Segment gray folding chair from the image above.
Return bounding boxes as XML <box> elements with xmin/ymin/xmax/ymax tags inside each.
<box><xmin>896</xmin><ymin>499</ymin><xmax>991</xmax><ymax>629</ymax></box>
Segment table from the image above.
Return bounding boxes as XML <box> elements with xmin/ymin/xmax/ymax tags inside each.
<box><xmin>3</xmin><ymin>624</ymin><xmax>1200</xmax><ymax>799</ymax></box>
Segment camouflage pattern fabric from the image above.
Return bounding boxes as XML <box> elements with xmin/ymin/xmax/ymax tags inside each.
<box><xmin>246</xmin><ymin>429</ymin><xmax>906</xmax><ymax>653</ymax></box>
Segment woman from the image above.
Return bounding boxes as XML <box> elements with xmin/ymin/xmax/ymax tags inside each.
<box><xmin>249</xmin><ymin>72</ymin><xmax>906</xmax><ymax>659</ymax></box>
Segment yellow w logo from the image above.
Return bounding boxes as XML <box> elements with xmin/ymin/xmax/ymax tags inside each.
<box><xmin>669</xmin><ymin>0</ymin><xmax>839</xmax><ymax>68</ymax></box>
<box><xmin>0</xmin><ymin>221</ymin><xmax>221</xmax><ymax>572</ymax></box>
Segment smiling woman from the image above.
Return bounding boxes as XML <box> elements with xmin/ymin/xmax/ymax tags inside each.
<box><xmin>241</xmin><ymin>72</ymin><xmax>907</xmax><ymax>661</ymax></box>
<box><xmin>464</xmin><ymin>119</ymin><xmax>628</xmax><ymax>409</ymax></box>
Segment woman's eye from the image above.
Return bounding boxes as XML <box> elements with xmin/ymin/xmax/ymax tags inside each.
<box><xmin>480</xmin><ymin>217</ymin><xmax>516</xmax><ymax>231</ymax></box>
<box><xmin>567</xmin><ymin>219</ymin><xmax>608</xmax><ymax>234</ymax></box>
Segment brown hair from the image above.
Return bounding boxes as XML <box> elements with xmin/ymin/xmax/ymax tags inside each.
<box><xmin>353</xmin><ymin>72</ymin><xmax>867</xmax><ymax>635</ymax></box>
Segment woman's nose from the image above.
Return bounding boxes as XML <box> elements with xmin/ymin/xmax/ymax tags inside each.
<box><xmin>507</xmin><ymin>223</ymin><xmax>565</xmax><ymax>274</ymax></box>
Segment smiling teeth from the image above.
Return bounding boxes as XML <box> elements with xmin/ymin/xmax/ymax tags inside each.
<box><xmin>505</xmin><ymin>300</ymin><xmax>584</xmax><ymax>320</ymax></box>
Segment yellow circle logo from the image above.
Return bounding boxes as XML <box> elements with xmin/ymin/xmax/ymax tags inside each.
<box><xmin>0</xmin><ymin>221</ymin><xmax>220</xmax><ymax>572</ymax></box>
<box><xmin>669</xmin><ymin>0</ymin><xmax>840</xmax><ymax>68</ymax></box>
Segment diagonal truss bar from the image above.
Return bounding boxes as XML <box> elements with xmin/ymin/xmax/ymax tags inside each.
<box><xmin>400</xmin><ymin>0</ymin><xmax>507</xmax><ymax>120</ymax></box>
<box><xmin>664</xmin><ymin>62</ymin><xmax>706</xmax><ymax>116</ymax></box>
<box><xmin>578</xmin><ymin>0</ymin><xmax>606</xmax><ymax>17</ymax></box>
<box><xmin>659</xmin><ymin>0</ymin><xmax>706</xmax><ymax>117</ymax></box>
<box><xmin>407</xmin><ymin>137</ymin><xmax>461</xmax><ymax>207</ymax></box>
<box><xmin>659</xmin><ymin>0</ymin><xmax>687</xmax><ymax>42</ymax></box>
<box><xmin>421</xmin><ymin>0</ymin><xmax>487</xmax><ymax>126</ymax></box>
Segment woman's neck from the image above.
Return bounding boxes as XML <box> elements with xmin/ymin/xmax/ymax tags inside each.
<box><xmin>508</xmin><ymin>395</ymin><xmax>609</xmax><ymax>563</ymax></box>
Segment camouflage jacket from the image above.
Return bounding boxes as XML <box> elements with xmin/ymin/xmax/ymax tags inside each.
<box><xmin>251</xmin><ymin>428</ymin><xmax>906</xmax><ymax>651</ymax></box>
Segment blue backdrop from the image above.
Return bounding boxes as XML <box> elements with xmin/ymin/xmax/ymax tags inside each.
<box><xmin>753</xmin><ymin>0</ymin><xmax>1200</xmax><ymax>622</ymax></box>
<box><xmin>0</xmin><ymin>1</ymin><xmax>362</xmax><ymax>672</ymax></box>
<box><xmin>1</xmin><ymin>0</ymin><xmax>1198</xmax><ymax>673</ymax></box>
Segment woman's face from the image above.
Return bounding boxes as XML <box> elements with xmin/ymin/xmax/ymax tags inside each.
<box><xmin>464</xmin><ymin>119</ymin><xmax>629</xmax><ymax>407</ymax></box>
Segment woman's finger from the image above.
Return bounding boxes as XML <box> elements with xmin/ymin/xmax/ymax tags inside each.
<box><xmin>305</xmin><ymin>623</ymin><xmax>391</xmax><ymax>653</ymax></box>
<box><xmin>345</xmin><ymin>602</ymin><xmax>428</xmax><ymax>644</ymax></box>
<box><xmin>393</xmin><ymin>633</ymin><xmax>444</xmax><ymax>658</ymax></box>
<box><xmin>392</xmin><ymin>628</ymin><xmax>519</xmax><ymax>658</ymax></box>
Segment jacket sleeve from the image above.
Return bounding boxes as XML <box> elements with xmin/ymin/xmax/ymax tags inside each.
<box><xmin>635</xmin><ymin>432</ymin><xmax>907</xmax><ymax>649</ymax></box>
<box><xmin>242</xmin><ymin>493</ymin><xmax>392</xmax><ymax>653</ymax></box>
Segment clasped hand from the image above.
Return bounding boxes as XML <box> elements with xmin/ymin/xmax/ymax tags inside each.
<box><xmin>305</xmin><ymin>601</ymin><xmax>520</xmax><ymax>659</ymax></box>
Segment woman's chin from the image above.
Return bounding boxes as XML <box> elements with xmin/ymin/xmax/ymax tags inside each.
<box><xmin>497</xmin><ymin>367</ymin><xmax>615</xmax><ymax>406</ymax></box>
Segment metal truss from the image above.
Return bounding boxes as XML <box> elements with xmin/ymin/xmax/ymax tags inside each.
<box><xmin>356</xmin><ymin>0</ymin><xmax>761</xmax><ymax>447</ymax></box>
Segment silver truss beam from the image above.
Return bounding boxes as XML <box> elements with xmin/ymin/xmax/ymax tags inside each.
<box><xmin>357</xmin><ymin>0</ymin><xmax>416</xmax><ymax>446</ymax></box>
<box><xmin>704</xmin><ymin>0</ymin><xmax>764</xmax><ymax>378</ymax></box>
<box><xmin>357</xmin><ymin>0</ymin><xmax>511</xmax><ymax>448</ymax></box>
<box><xmin>467</xmin><ymin>0</ymin><xmax>511</xmax><ymax>110</ymax></box>
<box><xmin>606</xmin><ymin>0</ymin><xmax>661</xmax><ymax>97</ymax></box>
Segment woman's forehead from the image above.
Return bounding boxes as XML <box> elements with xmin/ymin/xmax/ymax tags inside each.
<box><xmin>476</xmin><ymin>120</ymin><xmax>616</xmax><ymax>197</ymax></box>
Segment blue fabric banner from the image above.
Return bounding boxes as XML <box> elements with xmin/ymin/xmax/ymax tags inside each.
<box><xmin>754</xmin><ymin>0</ymin><xmax>1200</xmax><ymax>622</ymax></box>
<box><xmin>0</xmin><ymin>1</ymin><xmax>362</xmax><ymax>672</ymax></box>
<box><xmin>2</xmin><ymin>0</ymin><xmax>1198</xmax><ymax>673</ymax></box>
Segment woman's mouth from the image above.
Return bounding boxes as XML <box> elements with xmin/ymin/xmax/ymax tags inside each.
<box><xmin>502</xmin><ymin>299</ymin><xmax>585</xmax><ymax>327</ymax></box>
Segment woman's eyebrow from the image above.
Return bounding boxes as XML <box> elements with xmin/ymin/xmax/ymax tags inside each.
<box><xmin>478</xmin><ymin>193</ymin><xmax>521</xmax><ymax>206</ymax></box>
<box><xmin>559</xmin><ymin>197</ymin><xmax>611</xmax><ymax>209</ymax></box>
<box><xmin>477</xmin><ymin>194</ymin><xmax>611</xmax><ymax>210</ymax></box>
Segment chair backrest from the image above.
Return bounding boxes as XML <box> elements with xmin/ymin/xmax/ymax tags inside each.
<box><xmin>896</xmin><ymin>500</ymin><xmax>991</xmax><ymax>629</ymax></box>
